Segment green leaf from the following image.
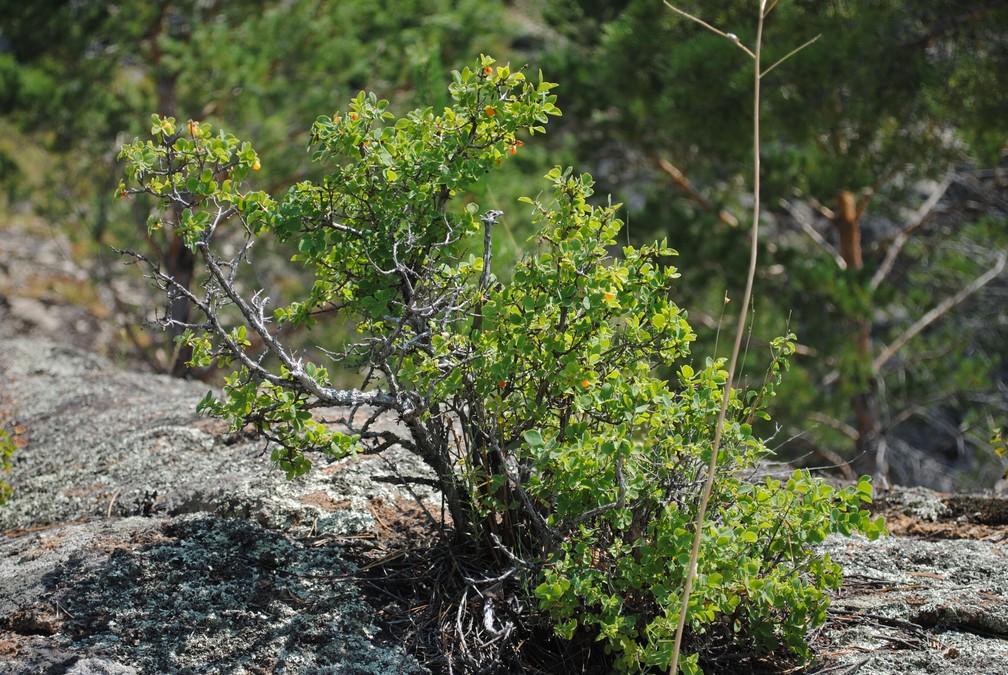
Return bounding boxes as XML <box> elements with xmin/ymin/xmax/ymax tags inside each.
<box><xmin>523</xmin><ymin>429</ymin><xmax>544</xmax><ymax>447</ymax></box>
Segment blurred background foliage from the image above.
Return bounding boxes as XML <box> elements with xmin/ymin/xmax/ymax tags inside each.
<box><xmin>1</xmin><ymin>0</ymin><xmax>1005</xmax><ymax>489</ymax></box>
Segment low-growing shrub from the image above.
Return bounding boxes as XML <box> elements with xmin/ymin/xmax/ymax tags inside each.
<box><xmin>118</xmin><ymin>55</ymin><xmax>884</xmax><ymax>673</ymax></box>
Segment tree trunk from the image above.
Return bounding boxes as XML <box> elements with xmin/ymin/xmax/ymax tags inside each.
<box><xmin>833</xmin><ymin>190</ymin><xmax>883</xmax><ymax>480</ymax></box>
<box><xmin>151</xmin><ymin>7</ymin><xmax>196</xmax><ymax>377</ymax></box>
<box><xmin>835</xmin><ymin>190</ymin><xmax>863</xmax><ymax>271</ymax></box>
<box><xmin>166</xmin><ymin>227</ymin><xmax>195</xmax><ymax>377</ymax></box>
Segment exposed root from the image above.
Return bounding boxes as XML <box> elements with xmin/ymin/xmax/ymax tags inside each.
<box><xmin>356</xmin><ymin>534</ymin><xmax>611</xmax><ymax>674</ymax></box>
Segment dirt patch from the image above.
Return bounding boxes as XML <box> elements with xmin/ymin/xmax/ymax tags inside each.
<box><xmin>367</xmin><ymin>496</ymin><xmax>442</xmax><ymax>548</ymax></box>
<box><xmin>871</xmin><ymin>487</ymin><xmax>1008</xmax><ymax>541</ymax></box>
<box><xmin>879</xmin><ymin>511</ymin><xmax>1008</xmax><ymax>542</ymax></box>
<box><xmin>298</xmin><ymin>490</ymin><xmax>353</xmax><ymax>512</ymax></box>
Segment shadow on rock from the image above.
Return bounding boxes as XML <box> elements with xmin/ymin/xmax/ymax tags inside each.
<box><xmin>20</xmin><ymin>515</ymin><xmax>424</xmax><ymax>674</ymax></box>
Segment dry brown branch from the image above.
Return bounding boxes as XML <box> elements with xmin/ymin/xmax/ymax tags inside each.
<box><xmin>779</xmin><ymin>198</ymin><xmax>847</xmax><ymax>269</ymax></box>
<box><xmin>808</xmin><ymin>411</ymin><xmax>859</xmax><ymax>441</ymax></box>
<box><xmin>653</xmin><ymin>154</ymin><xmax>740</xmax><ymax>227</ymax></box>
<box><xmin>856</xmin><ymin>187</ymin><xmax>876</xmax><ymax>221</ymax></box>
<box><xmin>873</xmin><ymin>252</ymin><xmax>1007</xmax><ymax>373</ymax></box>
<box><xmin>869</xmin><ymin>171</ymin><xmax>953</xmax><ymax>291</ymax></box>
<box><xmin>793</xmin><ymin>189</ymin><xmax>837</xmax><ymax>221</ymax></box>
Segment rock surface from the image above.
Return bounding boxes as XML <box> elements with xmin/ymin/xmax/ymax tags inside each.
<box><xmin>813</xmin><ymin>534</ymin><xmax>1008</xmax><ymax>673</ymax></box>
<box><xmin>0</xmin><ymin>214</ymin><xmax>139</xmax><ymax>365</ymax></box>
<box><xmin>808</xmin><ymin>487</ymin><xmax>1008</xmax><ymax>674</ymax></box>
<box><xmin>0</xmin><ymin>337</ymin><xmax>434</xmax><ymax>673</ymax></box>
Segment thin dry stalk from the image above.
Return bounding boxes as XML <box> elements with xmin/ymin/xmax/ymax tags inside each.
<box><xmin>665</xmin><ymin>1</ymin><xmax>816</xmax><ymax>672</ymax></box>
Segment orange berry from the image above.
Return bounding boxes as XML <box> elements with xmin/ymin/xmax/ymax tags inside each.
<box><xmin>350</xmin><ymin>112</ymin><xmax>358</xmax><ymax>121</ymax></box>
<box><xmin>484</xmin><ymin>106</ymin><xmax>495</xmax><ymax>117</ymax></box>
<box><xmin>516</xmin><ymin>140</ymin><xmax>524</xmax><ymax>147</ymax></box>
<box><xmin>509</xmin><ymin>145</ymin><xmax>517</xmax><ymax>155</ymax></box>
<box><xmin>581</xmin><ymin>379</ymin><xmax>590</xmax><ymax>388</ymax></box>
<box><xmin>604</xmin><ymin>292</ymin><xmax>614</xmax><ymax>301</ymax></box>
<box><xmin>498</xmin><ymin>380</ymin><xmax>506</xmax><ymax>388</ymax></box>
<box><xmin>484</xmin><ymin>66</ymin><xmax>493</xmax><ymax>75</ymax></box>
<box><xmin>252</xmin><ymin>159</ymin><xmax>261</xmax><ymax>171</ymax></box>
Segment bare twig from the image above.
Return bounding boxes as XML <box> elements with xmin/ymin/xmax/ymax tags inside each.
<box><xmin>479</xmin><ymin>210</ymin><xmax>501</xmax><ymax>291</ymax></box>
<box><xmin>761</xmin><ymin>34</ymin><xmax>821</xmax><ymax>79</ymax></box>
<box><xmin>106</xmin><ymin>490</ymin><xmax>121</xmax><ymax>518</ymax></box>
<box><xmin>196</xmin><ymin>241</ymin><xmax>399</xmax><ymax>410</ymax></box>
<box><xmin>662</xmin><ymin>1</ymin><xmax>757</xmax><ymax>59</ymax></box>
<box><xmin>869</xmin><ymin>171</ymin><xmax>953</xmax><ymax>291</ymax></box>
<box><xmin>55</xmin><ymin>600</ymin><xmax>76</xmax><ymax>620</ymax></box>
<box><xmin>873</xmin><ymin>252</ymin><xmax>1007</xmax><ymax>373</ymax></box>
<box><xmin>669</xmin><ymin>2</ymin><xmax>767</xmax><ymax>672</ymax></box>
<box><xmin>806</xmin><ymin>443</ymin><xmax>857</xmax><ymax>481</ymax></box>
<box><xmin>471</xmin><ymin>210</ymin><xmax>502</xmax><ymax>334</ymax></box>
<box><xmin>809</xmin><ymin>656</ymin><xmax>872</xmax><ymax>674</ymax></box>
<box><xmin>779</xmin><ymin>198</ymin><xmax>847</xmax><ymax>269</ymax></box>
<box><xmin>456</xmin><ymin>587</ymin><xmax>470</xmax><ymax>657</ymax></box>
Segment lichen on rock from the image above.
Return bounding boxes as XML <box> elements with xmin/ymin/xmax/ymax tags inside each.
<box><xmin>0</xmin><ymin>338</ymin><xmax>432</xmax><ymax>673</ymax></box>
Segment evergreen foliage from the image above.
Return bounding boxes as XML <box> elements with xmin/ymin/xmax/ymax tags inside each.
<box><xmin>540</xmin><ymin>0</ymin><xmax>1008</xmax><ymax>486</ymax></box>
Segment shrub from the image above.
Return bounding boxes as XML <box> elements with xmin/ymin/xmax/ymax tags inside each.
<box><xmin>0</xmin><ymin>429</ymin><xmax>14</xmax><ymax>505</ymax></box>
<box><xmin>118</xmin><ymin>55</ymin><xmax>885</xmax><ymax>673</ymax></box>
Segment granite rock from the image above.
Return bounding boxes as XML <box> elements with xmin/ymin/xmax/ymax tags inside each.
<box><xmin>0</xmin><ymin>338</ymin><xmax>431</xmax><ymax>674</ymax></box>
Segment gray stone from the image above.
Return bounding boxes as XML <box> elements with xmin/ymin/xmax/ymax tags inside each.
<box><xmin>0</xmin><ymin>338</ymin><xmax>437</xmax><ymax>535</ymax></box>
<box><xmin>0</xmin><ymin>337</ymin><xmax>431</xmax><ymax>673</ymax></box>
<box><xmin>810</xmin><ymin>513</ymin><xmax>1008</xmax><ymax>673</ymax></box>
<box><xmin>65</xmin><ymin>657</ymin><xmax>139</xmax><ymax>674</ymax></box>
